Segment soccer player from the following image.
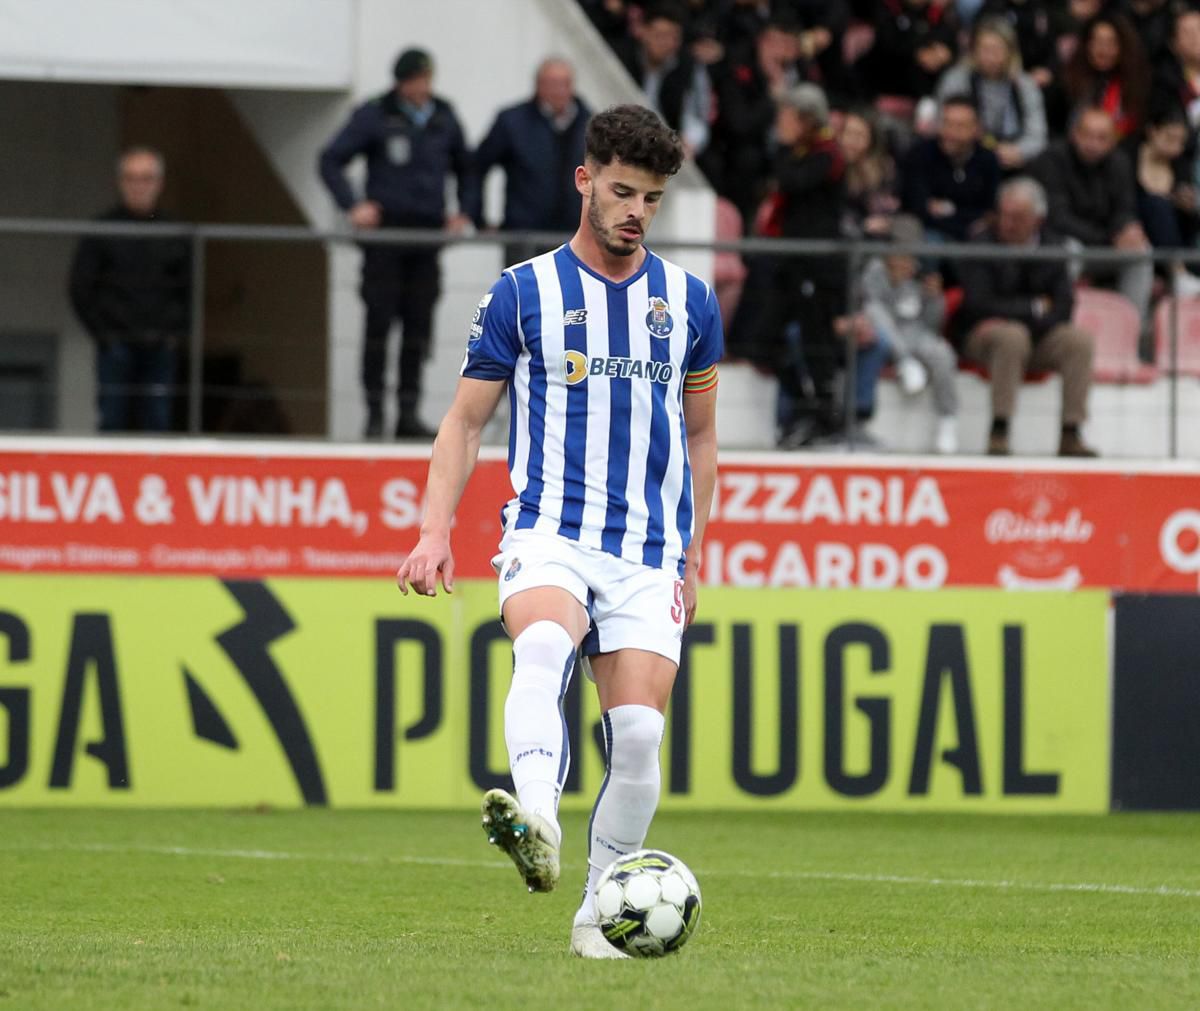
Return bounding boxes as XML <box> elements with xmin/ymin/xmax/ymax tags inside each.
<box><xmin>396</xmin><ymin>104</ymin><xmax>721</xmax><ymax>959</ymax></box>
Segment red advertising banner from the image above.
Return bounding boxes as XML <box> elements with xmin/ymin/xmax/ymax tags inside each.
<box><xmin>0</xmin><ymin>439</ymin><xmax>1198</xmax><ymax>591</ymax></box>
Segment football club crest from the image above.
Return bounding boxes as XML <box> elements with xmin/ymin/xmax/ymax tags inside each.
<box><xmin>646</xmin><ymin>296</ymin><xmax>674</xmax><ymax>337</ymax></box>
<box><xmin>504</xmin><ymin>557</ymin><xmax>521</xmax><ymax>582</ymax></box>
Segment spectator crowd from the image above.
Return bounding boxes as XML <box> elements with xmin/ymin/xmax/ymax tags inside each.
<box><xmin>73</xmin><ymin>1</ymin><xmax>1200</xmax><ymax>456</ymax></box>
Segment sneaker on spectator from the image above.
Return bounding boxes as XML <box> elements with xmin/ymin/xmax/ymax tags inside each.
<box><xmin>897</xmin><ymin>356</ymin><xmax>929</xmax><ymax>395</ymax></box>
<box><xmin>1173</xmin><ymin>269</ymin><xmax>1200</xmax><ymax>298</ymax></box>
<box><xmin>934</xmin><ymin>416</ymin><xmax>958</xmax><ymax>454</ymax></box>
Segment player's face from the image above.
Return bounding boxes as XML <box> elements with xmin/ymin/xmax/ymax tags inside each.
<box><xmin>581</xmin><ymin>159</ymin><xmax>667</xmax><ymax>257</ymax></box>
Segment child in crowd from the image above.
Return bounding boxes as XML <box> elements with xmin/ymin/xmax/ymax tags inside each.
<box><xmin>861</xmin><ymin>215</ymin><xmax>960</xmax><ymax>454</ymax></box>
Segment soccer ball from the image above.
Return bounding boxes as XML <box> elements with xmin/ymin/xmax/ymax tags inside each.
<box><xmin>594</xmin><ymin>849</ymin><xmax>702</xmax><ymax>957</ymax></box>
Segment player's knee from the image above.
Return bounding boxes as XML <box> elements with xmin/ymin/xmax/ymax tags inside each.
<box><xmin>607</xmin><ymin>704</ymin><xmax>665</xmax><ymax>777</ymax></box>
<box><xmin>512</xmin><ymin>620</ymin><xmax>576</xmax><ymax>680</ymax></box>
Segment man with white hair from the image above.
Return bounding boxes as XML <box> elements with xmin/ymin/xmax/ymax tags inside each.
<box><xmin>955</xmin><ymin>176</ymin><xmax>1098</xmax><ymax>457</ymax></box>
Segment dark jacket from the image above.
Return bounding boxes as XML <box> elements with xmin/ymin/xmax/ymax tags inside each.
<box><xmin>900</xmin><ymin>139</ymin><xmax>1000</xmax><ymax>241</ymax></box>
<box><xmin>773</xmin><ymin>132</ymin><xmax>845</xmax><ymax>243</ymax></box>
<box><xmin>68</xmin><ymin>206</ymin><xmax>191</xmax><ymax>345</ymax></box>
<box><xmin>469</xmin><ymin>97</ymin><xmax>590</xmax><ymax>231</ymax></box>
<box><xmin>955</xmin><ymin>227</ymin><xmax>1074</xmax><ymax>345</ymax></box>
<box><xmin>318</xmin><ymin>90</ymin><xmax>472</xmax><ymax>226</ymax></box>
<box><xmin>614</xmin><ymin>38</ymin><xmax>699</xmax><ymax>135</ymax></box>
<box><xmin>861</xmin><ymin>0</ymin><xmax>959</xmax><ymax>98</ymax></box>
<box><xmin>1029</xmin><ymin>140</ymin><xmax>1137</xmax><ymax>246</ymax></box>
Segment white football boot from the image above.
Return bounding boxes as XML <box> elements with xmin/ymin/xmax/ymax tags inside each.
<box><xmin>481</xmin><ymin>788</ymin><xmax>560</xmax><ymax>893</ymax></box>
<box><xmin>569</xmin><ymin>920</ymin><xmax>630</xmax><ymax>960</ymax></box>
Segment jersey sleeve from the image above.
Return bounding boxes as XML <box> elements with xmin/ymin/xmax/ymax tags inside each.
<box><xmin>684</xmin><ymin>286</ymin><xmax>723</xmax><ymax>394</ymax></box>
<box><xmin>460</xmin><ymin>273</ymin><xmax>521</xmax><ymax>380</ymax></box>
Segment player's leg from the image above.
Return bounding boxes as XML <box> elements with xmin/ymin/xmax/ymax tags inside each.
<box><xmin>483</xmin><ymin>536</ymin><xmax>590</xmax><ymax>893</ymax></box>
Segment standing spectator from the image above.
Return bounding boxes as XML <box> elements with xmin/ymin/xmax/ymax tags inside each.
<box><xmin>856</xmin><ymin>0</ymin><xmax>960</xmax><ymax>101</ymax></box>
<box><xmin>788</xmin><ymin>0</ymin><xmax>854</xmax><ymax>100</ymax></box>
<box><xmin>1153</xmin><ymin>8</ymin><xmax>1200</xmax><ymax>131</ymax></box>
<box><xmin>754</xmin><ymin>83</ymin><xmax>847</xmax><ymax>446</ymax></box>
<box><xmin>615</xmin><ymin>3</ymin><xmax>712</xmax><ymax>157</ymax></box>
<box><xmin>900</xmin><ymin>97</ymin><xmax>1001</xmax><ymax>242</ymax></box>
<box><xmin>936</xmin><ymin>18</ymin><xmax>1048</xmax><ymax>172</ymax></box>
<box><xmin>68</xmin><ymin>146</ymin><xmax>190</xmax><ymax>433</ymax></box>
<box><xmin>957</xmin><ymin>178</ymin><xmax>1097</xmax><ymax>458</ymax></box>
<box><xmin>1030</xmin><ymin>105</ymin><xmax>1154</xmax><ymax>332</ymax></box>
<box><xmin>838</xmin><ymin>107</ymin><xmax>898</xmax><ymax>238</ymax></box>
<box><xmin>1062</xmin><ymin>13</ymin><xmax>1149</xmax><ymax>138</ymax></box>
<box><xmin>471</xmin><ymin>59</ymin><xmax>591</xmax><ymax>266</ymax></box>
<box><xmin>319</xmin><ymin>49</ymin><xmax>472</xmax><ymax>440</ymax></box>
<box><xmin>707</xmin><ymin>18</ymin><xmax>802</xmax><ymax>222</ymax></box>
<box><xmin>1135</xmin><ymin>104</ymin><xmax>1200</xmax><ymax>293</ymax></box>
<box><xmin>862</xmin><ymin>215</ymin><xmax>960</xmax><ymax>453</ymax></box>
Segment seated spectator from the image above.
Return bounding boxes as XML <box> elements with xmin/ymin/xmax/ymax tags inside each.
<box><xmin>838</xmin><ymin>107</ymin><xmax>898</xmax><ymax>238</ymax></box>
<box><xmin>470</xmin><ymin>58</ymin><xmax>591</xmax><ymax>265</ymax></box>
<box><xmin>707</xmin><ymin>17</ymin><xmax>803</xmax><ymax>224</ymax></box>
<box><xmin>861</xmin><ymin>214</ymin><xmax>960</xmax><ymax>453</ymax></box>
<box><xmin>1125</xmin><ymin>0</ymin><xmax>1174</xmax><ymax>68</ymax></box>
<box><xmin>1135</xmin><ymin>104</ymin><xmax>1200</xmax><ymax>293</ymax></box>
<box><xmin>615</xmin><ymin>2</ymin><xmax>712</xmax><ymax>157</ymax></box>
<box><xmin>789</xmin><ymin>0</ymin><xmax>853</xmax><ymax>100</ymax></box>
<box><xmin>1153</xmin><ymin>8</ymin><xmax>1200</xmax><ymax>131</ymax></box>
<box><xmin>1062</xmin><ymin>13</ymin><xmax>1149</xmax><ymax>139</ymax></box>
<box><xmin>856</xmin><ymin>0</ymin><xmax>959</xmax><ymax>101</ymax></box>
<box><xmin>977</xmin><ymin>0</ymin><xmax>1059</xmax><ymax>90</ymax></box>
<box><xmin>956</xmin><ymin>177</ymin><xmax>1097</xmax><ymax>458</ymax></box>
<box><xmin>900</xmin><ymin>96</ymin><xmax>1001</xmax><ymax>242</ymax></box>
<box><xmin>68</xmin><ymin>146</ymin><xmax>190</xmax><ymax>433</ymax></box>
<box><xmin>1030</xmin><ymin>105</ymin><xmax>1153</xmax><ymax>333</ymax></box>
<box><xmin>936</xmin><ymin>18</ymin><xmax>1047</xmax><ymax>172</ymax></box>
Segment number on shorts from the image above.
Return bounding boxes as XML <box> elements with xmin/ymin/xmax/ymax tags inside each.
<box><xmin>671</xmin><ymin>579</ymin><xmax>684</xmax><ymax>625</ymax></box>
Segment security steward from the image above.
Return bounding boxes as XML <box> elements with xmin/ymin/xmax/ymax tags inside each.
<box><xmin>319</xmin><ymin>48</ymin><xmax>472</xmax><ymax>439</ymax></box>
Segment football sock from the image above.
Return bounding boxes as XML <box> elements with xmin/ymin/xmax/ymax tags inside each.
<box><xmin>504</xmin><ymin>620</ymin><xmax>576</xmax><ymax>844</ymax></box>
<box><xmin>575</xmin><ymin>704</ymin><xmax>666</xmax><ymax>925</ymax></box>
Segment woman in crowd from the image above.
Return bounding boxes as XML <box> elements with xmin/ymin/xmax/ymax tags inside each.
<box><xmin>937</xmin><ymin>17</ymin><xmax>1047</xmax><ymax>171</ymax></box>
<box><xmin>1135</xmin><ymin>102</ymin><xmax>1200</xmax><ymax>293</ymax></box>
<box><xmin>1062</xmin><ymin>13</ymin><xmax>1149</xmax><ymax>139</ymax></box>
<box><xmin>837</xmin><ymin>107</ymin><xmax>898</xmax><ymax>238</ymax></box>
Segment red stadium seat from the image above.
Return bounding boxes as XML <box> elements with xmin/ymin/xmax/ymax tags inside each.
<box><xmin>1073</xmin><ymin>288</ymin><xmax>1157</xmax><ymax>384</ymax></box>
<box><xmin>1154</xmin><ymin>297</ymin><xmax>1200</xmax><ymax>377</ymax></box>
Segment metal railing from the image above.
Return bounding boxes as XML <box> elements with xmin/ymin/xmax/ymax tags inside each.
<box><xmin>1</xmin><ymin>217</ymin><xmax>1196</xmax><ymax>456</ymax></box>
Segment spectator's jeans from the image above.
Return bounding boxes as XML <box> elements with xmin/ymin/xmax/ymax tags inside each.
<box><xmin>854</xmin><ymin>330</ymin><xmax>892</xmax><ymax>420</ymax></box>
<box><xmin>96</xmin><ymin>339</ymin><xmax>176</xmax><ymax>432</ymax></box>
<box><xmin>964</xmin><ymin>320</ymin><xmax>1094</xmax><ymax>426</ymax></box>
<box><xmin>1064</xmin><ymin>236</ymin><xmax>1153</xmax><ymax>323</ymax></box>
<box><xmin>873</xmin><ymin>320</ymin><xmax>960</xmax><ymax>417</ymax></box>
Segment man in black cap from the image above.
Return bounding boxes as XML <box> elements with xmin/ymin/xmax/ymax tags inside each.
<box><xmin>319</xmin><ymin>48</ymin><xmax>473</xmax><ymax>439</ymax></box>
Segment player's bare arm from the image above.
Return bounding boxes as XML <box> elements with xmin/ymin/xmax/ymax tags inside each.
<box><xmin>682</xmin><ymin>384</ymin><xmax>718</xmax><ymax>627</ymax></box>
<box><xmin>396</xmin><ymin>376</ymin><xmax>506</xmax><ymax>596</ymax></box>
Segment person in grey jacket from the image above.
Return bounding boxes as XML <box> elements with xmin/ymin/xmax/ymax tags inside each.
<box><xmin>936</xmin><ymin>17</ymin><xmax>1047</xmax><ymax>172</ymax></box>
<box><xmin>861</xmin><ymin>215</ymin><xmax>960</xmax><ymax>454</ymax></box>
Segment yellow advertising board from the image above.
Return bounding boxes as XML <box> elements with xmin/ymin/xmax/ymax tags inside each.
<box><xmin>0</xmin><ymin>576</ymin><xmax>1109</xmax><ymax>812</ymax></box>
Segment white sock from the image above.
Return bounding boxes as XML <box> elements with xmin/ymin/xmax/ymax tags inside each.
<box><xmin>574</xmin><ymin>704</ymin><xmax>665</xmax><ymax>925</ymax></box>
<box><xmin>504</xmin><ymin>620</ymin><xmax>576</xmax><ymax>844</ymax></box>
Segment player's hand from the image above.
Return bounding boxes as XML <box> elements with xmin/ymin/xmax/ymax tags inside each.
<box><xmin>396</xmin><ymin>533</ymin><xmax>455</xmax><ymax>597</ymax></box>
<box><xmin>349</xmin><ymin>201</ymin><xmax>382</xmax><ymax>229</ymax></box>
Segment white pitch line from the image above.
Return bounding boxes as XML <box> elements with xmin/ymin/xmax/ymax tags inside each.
<box><xmin>5</xmin><ymin>841</ymin><xmax>1200</xmax><ymax>900</ymax></box>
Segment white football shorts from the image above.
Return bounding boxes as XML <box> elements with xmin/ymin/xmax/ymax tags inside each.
<box><xmin>492</xmin><ymin>528</ymin><xmax>685</xmax><ymax>670</ymax></box>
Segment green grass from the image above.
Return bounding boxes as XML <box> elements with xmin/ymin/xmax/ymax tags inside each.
<box><xmin>2</xmin><ymin>809</ymin><xmax>1199</xmax><ymax>1010</ymax></box>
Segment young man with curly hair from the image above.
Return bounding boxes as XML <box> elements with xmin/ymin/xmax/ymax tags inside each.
<box><xmin>396</xmin><ymin>104</ymin><xmax>721</xmax><ymax>958</ymax></box>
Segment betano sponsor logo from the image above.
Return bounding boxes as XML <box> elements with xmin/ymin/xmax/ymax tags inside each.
<box><xmin>562</xmin><ymin>351</ymin><xmax>675</xmax><ymax>386</ymax></box>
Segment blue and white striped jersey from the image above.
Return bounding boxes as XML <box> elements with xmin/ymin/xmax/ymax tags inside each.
<box><xmin>461</xmin><ymin>244</ymin><xmax>723</xmax><ymax>576</ymax></box>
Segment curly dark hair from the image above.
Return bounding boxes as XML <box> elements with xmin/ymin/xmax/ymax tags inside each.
<box><xmin>585</xmin><ymin>104</ymin><xmax>685</xmax><ymax>178</ymax></box>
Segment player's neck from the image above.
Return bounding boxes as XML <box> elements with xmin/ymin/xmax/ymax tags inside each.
<box><xmin>568</xmin><ymin>232</ymin><xmax>647</xmax><ymax>284</ymax></box>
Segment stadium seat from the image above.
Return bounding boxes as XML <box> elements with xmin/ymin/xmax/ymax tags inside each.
<box><xmin>1072</xmin><ymin>288</ymin><xmax>1157</xmax><ymax>384</ymax></box>
<box><xmin>1154</xmin><ymin>297</ymin><xmax>1200</xmax><ymax>377</ymax></box>
<box><xmin>713</xmin><ymin>197</ymin><xmax>747</xmax><ymax>329</ymax></box>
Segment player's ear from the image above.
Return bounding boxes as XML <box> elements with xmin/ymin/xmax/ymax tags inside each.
<box><xmin>575</xmin><ymin>163</ymin><xmax>591</xmax><ymax>197</ymax></box>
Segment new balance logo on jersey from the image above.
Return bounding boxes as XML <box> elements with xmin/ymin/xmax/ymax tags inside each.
<box><xmin>563</xmin><ymin>350</ymin><xmax>675</xmax><ymax>386</ymax></box>
<box><xmin>562</xmin><ymin>309</ymin><xmax>588</xmax><ymax>326</ymax></box>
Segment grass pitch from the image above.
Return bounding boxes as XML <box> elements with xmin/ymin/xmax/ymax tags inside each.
<box><xmin>3</xmin><ymin>809</ymin><xmax>1199</xmax><ymax>1010</ymax></box>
